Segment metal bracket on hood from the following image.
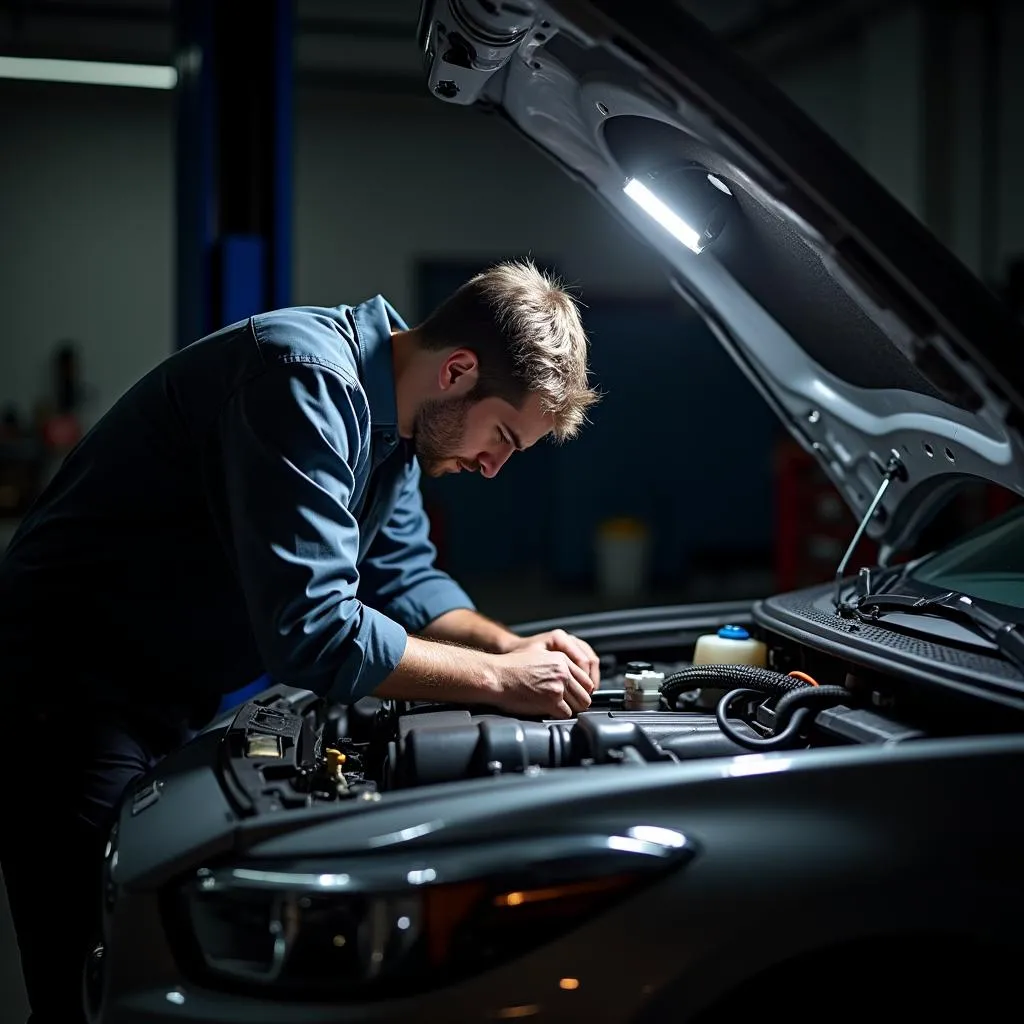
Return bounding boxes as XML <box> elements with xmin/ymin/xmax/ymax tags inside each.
<box><xmin>419</xmin><ymin>0</ymin><xmax>539</xmax><ymax>105</ymax></box>
<box><xmin>832</xmin><ymin>451</ymin><xmax>908</xmax><ymax>610</ymax></box>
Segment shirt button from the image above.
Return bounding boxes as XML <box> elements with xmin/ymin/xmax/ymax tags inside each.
<box><xmin>383</xmin><ymin>433</ymin><xmax>395</xmax><ymax>444</ymax></box>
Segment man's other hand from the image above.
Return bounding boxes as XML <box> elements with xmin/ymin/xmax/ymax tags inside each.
<box><xmin>490</xmin><ymin>648</ymin><xmax>594</xmax><ymax>719</ymax></box>
<box><xmin>505</xmin><ymin>629</ymin><xmax>600</xmax><ymax>690</ymax></box>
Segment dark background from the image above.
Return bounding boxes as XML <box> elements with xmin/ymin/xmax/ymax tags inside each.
<box><xmin>1</xmin><ymin>1</ymin><xmax>1023</xmax><ymax>1016</ymax></box>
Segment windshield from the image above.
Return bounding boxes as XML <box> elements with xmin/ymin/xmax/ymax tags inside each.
<box><xmin>909</xmin><ymin>504</ymin><xmax>1024</xmax><ymax>609</ymax></box>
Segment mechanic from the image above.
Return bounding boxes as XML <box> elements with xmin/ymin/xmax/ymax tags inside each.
<box><xmin>0</xmin><ymin>258</ymin><xmax>601</xmax><ymax>1024</ymax></box>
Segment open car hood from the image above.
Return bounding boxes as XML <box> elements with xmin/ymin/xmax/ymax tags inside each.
<box><xmin>418</xmin><ymin>0</ymin><xmax>1024</xmax><ymax>557</ymax></box>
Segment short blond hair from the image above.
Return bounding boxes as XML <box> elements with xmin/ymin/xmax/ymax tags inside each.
<box><xmin>416</xmin><ymin>259</ymin><xmax>600</xmax><ymax>440</ymax></box>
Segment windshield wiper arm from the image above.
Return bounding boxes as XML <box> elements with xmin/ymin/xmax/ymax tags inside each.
<box><xmin>853</xmin><ymin>590</ymin><xmax>1024</xmax><ymax>674</ymax></box>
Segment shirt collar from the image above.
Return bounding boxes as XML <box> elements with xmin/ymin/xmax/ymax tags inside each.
<box><xmin>351</xmin><ymin>294</ymin><xmax>408</xmax><ymax>442</ymax></box>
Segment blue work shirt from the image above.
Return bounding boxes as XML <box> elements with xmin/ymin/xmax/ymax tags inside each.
<box><xmin>0</xmin><ymin>297</ymin><xmax>474</xmax><ymax>727</ymax></box>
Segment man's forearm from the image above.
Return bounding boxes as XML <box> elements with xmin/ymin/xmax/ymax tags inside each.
<box><xmin>420</xmin><ymin>607</ymin><xmax>518</xmax><ymax>654</ymax></box>
<box><xmin>373</xmin><ymin>634</ymin><xmax>501</xmax><ymax>703</ymax></box>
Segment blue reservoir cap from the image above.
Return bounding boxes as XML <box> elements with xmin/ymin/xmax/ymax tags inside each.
<box><xmin>717</xmin><ymin>625</ymin><xmax>750</xmax><ymax>640</ymax></box>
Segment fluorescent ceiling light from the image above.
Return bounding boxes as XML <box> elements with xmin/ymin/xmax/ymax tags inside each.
<box><xmin>623</xmin><ymin>176</ymin><xmax>702</xmax><ymax>253</ymax></box>
<box><xmin>0</xmin><ymin>56</ymin><xmax>177</xmax><ymax>89</ymax></box>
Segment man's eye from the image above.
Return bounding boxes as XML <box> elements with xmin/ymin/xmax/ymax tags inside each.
<box><xmin>498</xmin><ymin>429</ymin><xmax>510</xmax><ymax>446</ymax></box>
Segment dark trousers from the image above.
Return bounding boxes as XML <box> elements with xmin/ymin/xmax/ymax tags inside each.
<box><xmin>1</xmin><ymin>711</ymin><xmax>168</xmax><ymax>1024</ymax></box>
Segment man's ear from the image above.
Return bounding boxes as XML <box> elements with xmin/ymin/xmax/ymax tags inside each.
<box><xmin>439</xmin><ymin>348</ymin><xmax>479</xmax><ymax>394</ymax></box>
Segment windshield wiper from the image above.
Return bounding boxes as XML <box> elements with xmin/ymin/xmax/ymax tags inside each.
<box><xmin>851</xmin><ymin>589</ymin><xmax>1024</xmax><ymax>674</ymax></box>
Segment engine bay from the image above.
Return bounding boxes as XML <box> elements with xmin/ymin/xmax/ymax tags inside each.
<box><xmin>214</xmin><ymin>612</ymin><xmax>1023</xmax><ymax>819</ymax></box>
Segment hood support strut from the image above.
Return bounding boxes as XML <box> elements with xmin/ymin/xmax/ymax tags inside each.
<box><xmin>832</xmin><ymin>451</ymin><xmax>908</xmax><ymax>609</ymax></box>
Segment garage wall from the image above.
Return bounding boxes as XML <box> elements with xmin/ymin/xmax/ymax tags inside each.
<box><xmin>773</xmin><ymin>37</ymin><xmax>863</xmax><ymax>166</ymax></box>
<box><xmin>292</xmin><ymin>91</ymin><xmax>668</xmax><ymax>318</ymax></box>
<box><xmin>0</xmin><ymin>81</ymin><xmax>175</xmax><ymax>427</ymax></box>
<box><xmin>2</xmin><ymin>5</ymin><xmax>1022</xmax><ymax>425</ymax></box>
<box><xmin>0</xmin><ymin>82</ymin><xmax>672</xmax><ymax>427</ymax></box>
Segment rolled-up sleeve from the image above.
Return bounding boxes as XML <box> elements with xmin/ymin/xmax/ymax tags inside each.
<box><xmin>205</xmin><ymin>360</ymin><xmax>409</xmax><ymax>703</ymax></box>
<box><xmin>359</xmin><ymin>458</ymin><xmax>475</xmax><ymax>632</ymax></box>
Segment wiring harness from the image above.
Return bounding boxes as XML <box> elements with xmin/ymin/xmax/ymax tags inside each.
<box><xmin>659</xmin><ymin>664</ymin><xmax>854</xmax><ymax>751</ymax></box>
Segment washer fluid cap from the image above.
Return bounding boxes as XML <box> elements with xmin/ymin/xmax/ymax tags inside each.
<box><xmin>717</xmin><ymin>625</ymin><xmax>750</xmax><ymax>641</ymax></box>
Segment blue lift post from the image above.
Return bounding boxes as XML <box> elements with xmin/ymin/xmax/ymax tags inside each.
<box><xmin>174</xmin><ymin>0</ymin><xmax>294</xmax><ymax>711</ymax></box>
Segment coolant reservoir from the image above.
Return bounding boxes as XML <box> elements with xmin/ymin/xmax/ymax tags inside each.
<box><xmin>693</xmin><ymin>625</ymin><xmax>767</xmax><ymax>668</ymax></box>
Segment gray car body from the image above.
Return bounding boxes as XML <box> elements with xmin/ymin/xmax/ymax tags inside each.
<box><xmin>97</xmin><ymin>606</ymin><xmax>1024</xmax><ymax>1022</ymax></box>
<box><xmin>100</xmin><ymin>679</ymin><xmax>1024</xmax><ymax>1023</ymax></box>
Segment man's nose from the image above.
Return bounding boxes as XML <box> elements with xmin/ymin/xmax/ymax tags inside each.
<box><xmin>479</xmin><ymin>447</ymin><xmax>512</xmax><ymax>479</ymax></box>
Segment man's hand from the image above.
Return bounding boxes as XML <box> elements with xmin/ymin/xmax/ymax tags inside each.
<box><xmin>374</xmin><ymin>636</ymin><xmax>594</xmax><ymax>720</ymax></box>
<box><xmin>421</xmin><ymin>611</ymin><xmax>601</xmax><ymax>691</ymax></box>
<box><xmin>490</xmin><ymin>648</ymin><xmax>594</xmax><ymax>719</ymax></box>
<box><xmin>504</xmin><ymin>629</ymin><xmax>601</xmax><ymax>690</ymax></box>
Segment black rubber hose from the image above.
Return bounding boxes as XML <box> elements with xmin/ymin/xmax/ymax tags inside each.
<box><xmin>715</xmin><ymin>688</ymin><xmax>814</xmax><ymax>751</ymax></box>
<box><xmin>661</xmin><ymin>664</ymin><xmax>812</xmax><ymax>708</ymax></box>
<box><xmin>773</xmin><ymin>685</ymin><xmax>853</xmax><ymax>731</ymax></box>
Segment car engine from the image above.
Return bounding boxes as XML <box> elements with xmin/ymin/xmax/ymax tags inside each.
<box><xmin>220</xmin><ymin>671</ymin><xmax>744</xmax><ymax>816</ymax></box>
<box><xmin>213</xmin><ymin>613</ymin><xmax>1017</xmax><ymax>819</ymax></box>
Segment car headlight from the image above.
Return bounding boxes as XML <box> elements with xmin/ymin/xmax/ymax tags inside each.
<box><xmin>169</xmin><ymin>829</ymin><xmax>691</xmax><ymax>999</ymax></box>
